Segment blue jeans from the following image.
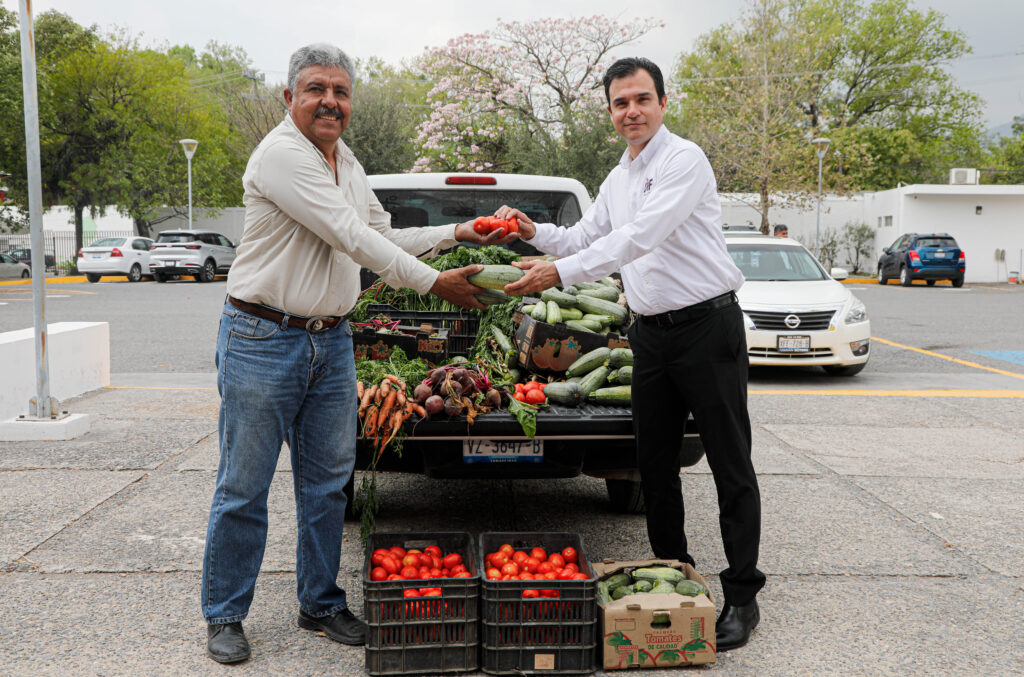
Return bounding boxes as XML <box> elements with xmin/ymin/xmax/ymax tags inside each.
<box><xmin>202</xmin><ymin>301</ymin><xmax>357</xmax><ymax>624</ymax></box>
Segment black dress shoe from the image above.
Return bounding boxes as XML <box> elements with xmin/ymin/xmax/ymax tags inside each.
<box><xmin>715</xmin><ymin>599</ymin><xmax>760</xmax><ymax>651</ymax></box>
<box><xmin>297</xmin><ymin>607</ymin><xmax>367</xmax><ymax>646</ymax></box>
<box><xmin>207</xmin><ymin>622</ymin><xmax>251</xmax><ymax>663</ymax></box>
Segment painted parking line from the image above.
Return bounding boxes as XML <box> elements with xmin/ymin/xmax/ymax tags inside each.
<box><xmin>969</xmin><ymin>350</ymin><xmax>1024</xmax><ymax>366</ymax></box>
<box><xmin>749</xmin><ymin>388</ymin><xmax>1024</xmax><ymax>398</ymax></box>
<box><xmin>873</xmin><ymin>337</ymin><xmax>1024</xmax><ymax>381</ymax></box>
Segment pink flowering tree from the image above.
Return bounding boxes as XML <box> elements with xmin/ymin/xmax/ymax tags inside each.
<box><xmin>412</xmin><ymin>16</ymin><xmax>663</xmax><ymax>188</ymax></box>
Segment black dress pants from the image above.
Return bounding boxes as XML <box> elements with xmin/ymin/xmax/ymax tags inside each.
<box><xmin>627</xmin><ymin>301</ymin><xmax>765</xmax><ymax>606</ymax></box>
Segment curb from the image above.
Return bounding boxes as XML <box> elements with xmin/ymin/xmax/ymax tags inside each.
<box><xmin>0</xmin><ymin>275</ymin><xmax>88</xmax><ymax>286</ymax></box>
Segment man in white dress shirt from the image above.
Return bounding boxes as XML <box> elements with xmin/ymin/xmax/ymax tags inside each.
<box><xmin>499</xmin><ymin>57</ymin><xmax>763</xmax><ymax>652</ymax></box>
<box><xmin>202</xmin><ymin>43</ymin><xmax>517</xmax><ymax>664</ymax></box>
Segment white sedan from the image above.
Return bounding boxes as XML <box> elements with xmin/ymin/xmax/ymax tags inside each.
<box><xmin>77</xmin><ymin>236</ymin><xmax>154</xmax><ymax>283</ymax></box>
<box><xmin>0</xmin><ymin>252</ymin><xmax>31</xmax><ymax>279</ymax></box>
<box><xmin>726</xmin><ymin>233</ymin><xmax>870</xmax><ymax>376</ymax></box>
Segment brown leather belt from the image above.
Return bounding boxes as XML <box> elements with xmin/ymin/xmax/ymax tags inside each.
<box><xmin>227</xmin><ymin>296</ymin><xmax>346</xmax><ymax>333</ymax></box>
<box><xmin>640</xmin><ymin>291</ymin><xmax>737</xmax><ymax>327</ymax></box>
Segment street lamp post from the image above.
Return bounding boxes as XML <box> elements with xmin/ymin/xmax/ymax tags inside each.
<box><xmin>179</xmin><ymin>139</ymin><xmax>198</xmax><ymax>230</ymax></box>
<box><xmin>812</xmin><ymin>137</ymin><xmax>831</xmax><ymax>257</ymax></box>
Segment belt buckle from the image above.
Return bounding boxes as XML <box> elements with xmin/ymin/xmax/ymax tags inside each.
<box><xmin>305</xmin><ymin>316</ymin><xmax>329</xmax><ymax>333</ymax></box>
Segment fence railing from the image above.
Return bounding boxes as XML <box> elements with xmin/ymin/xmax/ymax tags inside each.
<box><xmin>0</xmin><ymin>231</ymin><xmax>134</xmax><ymax>273</ymax></box>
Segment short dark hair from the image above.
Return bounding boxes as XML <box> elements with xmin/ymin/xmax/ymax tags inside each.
<box><xmin>603</xmin><ymin>57</ymin><xmax>666</xmax><ymax>105</ymax></box>
<box><xmin>774</xmin><ymin>224</ymin><xmax>789</xmax><ymax>234</ymax></box>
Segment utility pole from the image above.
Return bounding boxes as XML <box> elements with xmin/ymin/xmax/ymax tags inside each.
<box><xmin>241</xmin><ymin>69</ymin><xmax>266</xmax><ymax>101</ymax></box>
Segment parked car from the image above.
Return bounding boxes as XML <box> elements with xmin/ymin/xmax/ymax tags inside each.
<box><xmin>877</xmin><ymin>232</ymin><xmax>965</xmax><ymax>287</ymax></box>
<box><xmin>7</xmin><ymin>247</ymin><xmax>56</xmax><ymax>270</ymax></box>
<box><xmin>77</xmin><ymin>236</ymin><xmax>154</xmax><ymax>283</ymax></box>
<box><xmin>148</xmin><ymin>230</ymin><xmax>236</xmax><ymax>283</ymax></box>
<box><xmin>0</xmin><ymin>252</ymin><xmax>31</xmax><ymax>279</ymax></box>
<box><xmin>726</xmin><ymin>231</ymin><xmax>870</xmax><ymax>376</ymax></box>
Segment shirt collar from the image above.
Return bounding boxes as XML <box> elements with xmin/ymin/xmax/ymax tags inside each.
<box><xmin>618</xmin><ymin>124</ymin><xmax>669</xmax><ymax>169</ymax></box>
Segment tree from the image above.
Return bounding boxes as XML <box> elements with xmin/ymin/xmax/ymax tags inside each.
<box><xmin>986</xmin><ymin>116</ymin><xmax>1024</xmax><ymax>185</ymax></box>
<box><xmin>841</xmin><ymin>221</ymin><xmax>874</xmax><ymax>273</ymax></box>
<box><xmin>413</xmin><ymin>16</ymin><xmax>662</xmax><ymax>193</ymax></box>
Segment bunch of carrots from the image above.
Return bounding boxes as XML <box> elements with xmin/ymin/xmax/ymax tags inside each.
<box><xmin>357</xmin><ymin>374</ymin><xmax>427</xmax><ymax>461</ymax></box>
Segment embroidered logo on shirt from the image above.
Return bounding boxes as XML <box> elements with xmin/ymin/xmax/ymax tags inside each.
<box><xmin>642</xmin><ymin>178</ymin><xmax>654</xmax><ymax>194</ymax></box>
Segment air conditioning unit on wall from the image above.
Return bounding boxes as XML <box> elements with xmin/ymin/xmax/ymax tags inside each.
<box><xmin>949</xmin><ymin>168</ymin><xmax>979</xmax><ymax>185</ymax></box>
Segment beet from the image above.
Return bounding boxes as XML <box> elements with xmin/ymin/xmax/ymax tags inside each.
<box><xmin>485</xmin><ymin>388</ymin><xmax>501</xmax><ymax>409</ymax></box>
<box><xmin>412</xmin><ymin>383</ymin><xmax>433</xmax><ymax>403</ymax></box>
<box><xmin>430</xmin><ymin>368</ymin><xmax>447</xmax><ymax>385</ymax></box>
<box><xmin>443</xmin><ymin>397</ymin><xmax>462</xmax><ymax>417</ymax></box>
<box><xmin>447</xmin><ymin>380</ymin><xmax>463</xmax><ymax>399</ymax></box>
<box><xmin>451</xmin><ymin>368</ymin><xmax>467</xmax><ymax>382</ymax></box>
<box><xmin>424</xmin><ymin>395</ymin><xmax>444</xmax><ymax>416</ymax></box>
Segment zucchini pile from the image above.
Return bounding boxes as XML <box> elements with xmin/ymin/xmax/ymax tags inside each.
<box><xmin>553</xmin><ymin>347</ymin><xmax>633</xmax><ymax>406</ymax></box>
<box><xmin>597</xmin><ymin>566</ymin><xmax>710</xmax><ymax>605</ymax></box>
<box><xmin>519</xmin><ymin>278</ymin><xmax>629</xmax><ymax>334</ymax></box>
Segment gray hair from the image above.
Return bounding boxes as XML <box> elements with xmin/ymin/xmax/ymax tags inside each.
<box><xmin>287</xmin><ymin>43</ymin><xmax>356</xmax><ymax>92</ymax></box>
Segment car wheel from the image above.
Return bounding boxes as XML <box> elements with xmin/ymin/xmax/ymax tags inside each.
<box><xmin>899</xmin><ymin>266</ymin><xmax>912</xmax><ymax>287</ymax></box>
<box><xmin>154</xmin><ymin>272</ymin><xmax>167</xmax><ymax>283</ymax></box>
<box><xmin>127</xmin><ymin>263</ymin><xmax>142</xmax><ymax>282</ymax></box>
<box><xmin>86</xmin><ymin>273</ymin><xmax>100</xmax><ymax>283</ymax></box>
<box><xmin>605</xmin><ymin>478</ymin><xmax>645</xmax><ymax>514</ymax></box>
<box><xmin>877</xmin><ymin>266</ymin><xmax>887</xmax><ymax>285</ymax></box>
<box><xmin>199</xmin><ymin>258</ymin><xmax>216</xmax><ymax>283</ymax></box>
<box><xmin>952</xmin><ymin>276</ymin><xmax>964</xmax><ymax>288</ymax></box>
<box><xmin>823</xmin><ymin>362</ymin><xmax>866</xmax><ymax>376</ymax></box>
<box><xmin>21</xmin><ymin>269</ymin><xmax>30</xmax><ymax>279</ymax></box>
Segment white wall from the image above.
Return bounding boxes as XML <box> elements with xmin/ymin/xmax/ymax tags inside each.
<box><xmin>0</xmin><ymin>322</ymin><xmax>110</xmax><ymax>421</ymax></box>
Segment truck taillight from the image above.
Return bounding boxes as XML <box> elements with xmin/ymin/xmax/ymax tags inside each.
<box><xmin>110</xmin><ymin>248</ymin><xmax>123</xmax><ymax>257</ymax></box>
<box><xmin>445</xmin><ymin>176</ymin><xmax>496</xmax><ymax>185</ymax></box>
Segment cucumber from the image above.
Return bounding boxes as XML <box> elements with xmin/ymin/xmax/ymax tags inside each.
<box><xmin>575</xmin><ymin>295</ymin><xmax>628</xmax><ymax>325</ymax></box>
<box><xmin>596</xmin><ymin>581</ymin><xmax>613</xmax><ymax>606</ymax></box>
<box><xmin>631</xmin><ymin>566</ymin><xmax>686</xmax><ymax>584</ymax></box>
<box><xmin>543</xmin><ymin>381</ymin><xmax>583</xmax><ymax>407</ymax></box>
<box><xmin>520</xmin><ymin>304</ymin><xmax>536</xmax><ymax>315</ymax></box>
<box><xmin>588</xmin><ymin>385</ymin><xmax>632</xmax><ymax>406</ymax></box>
<box><xmin>633</xmin><ymin>579</ymin><xmax>654</xmax><ymax>593</ymax></box>
<box><xmin>597</xmin><ymin>276</ymin><xmax>619</xmax><ymax>288</ymax></box>
<box><xmin>531</xmin><ymin>301</ymin><xmax>548</xmax><ymax>321</ymax></box>
<box><xmin>559</xmin><ymin>307</ymin><xmax>584</xmax><ymax>321</ymax></box>
<box><xmin>576</xmin><ymin>319</ymin><xmax>604</xmax><ymax>331</ymax></box>
<box><xmin>649</xmin><ymin>581</ymin><xmax>677</xmax><ymax>594</ymax></box>
<box><xmin>540</xmin><ymin>288</ymin><xmax>579</xmax><ymax>308</ymax></box>
<box><xmin>573</xmin><ymin>281</ymin><xmax>607</xmax><ymax>291</ymax></box>
<box><xmin>490</xmin><ymin>326</ymin><xmax>514</xmax><ymax>354</ymax></box>
<box><xmin>610</xmin><ymin>584</ymin><xmax>636</xmax><ymax>600</ymax></box>
<box><xmin>467</xmin><ymin>264</ymin><xmax>524</xmax><ymax>289</ymax></box>
<box><xmin>565</xmin><ymin>347</ymin><xmax>611</xmax><ymax>377</ymax></box>
<box><xmin>604</xmin><ymin>573</ymin><xmax>631</xmax><ymax>591</ymax></box>
<box><xmin>475</xmin><ymin>288</ymin><xmax>511</xmax><ymax>305</ymax></box>
<box><xmin>577</xmin><ymin>285</ymin><xmax>619</xmax><ymax>302</ymax></box>
<box><xmin>564</xmin><ymin>320</ymin><xmax>595</xmax><ymax>333</ymax></box>
<box><xmin>675</xmin><ymin>579</ymin><xmax>710</xmax><ymax>597</ymax></box>
<box><xmin>616</xmin><ymin>366</ymin><xmax>632</xmax><ymax>385</ymax></box>
<box><xmin>545</xmin><ymin>300</ymin><xmax>563</xmax><ymax>324</ymax></box>
<box><xmin>606</xmin><ymin>348</ymin><xmax>634</xmax><ymax>369</ymax></box>
<box><xmin>578</xmin><ymin>365</ymin><xmax>611</xmax><ymax>399</ymax></box>
<box><xmin>582</xmin><ymin>313</ymin><xmax>615</xmax><ymax>326</ymax></box>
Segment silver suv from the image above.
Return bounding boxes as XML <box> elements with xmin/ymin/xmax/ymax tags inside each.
<box><xmin>149</xmin><ymin>230</ymin><xmax>236</xmax><ymax>283</ymax></box>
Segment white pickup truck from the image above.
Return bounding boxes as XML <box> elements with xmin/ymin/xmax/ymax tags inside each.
<box><xmin>353</xmin><ymin>172</ymin><xmax>704</xmax><ymax>513</ymax></box>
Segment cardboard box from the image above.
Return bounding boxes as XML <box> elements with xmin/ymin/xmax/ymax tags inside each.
<box><xmin>592</xmin><ymin>559</ymin><xmax>717</xmax><ymax>669</ymax></box>
<box><xmin>512</xmin><ymin>313</ymin><xmax>629</xmax><ymax>375</ymax></box>
<box><xmin>352</xmin><ymin>325</ymin><xmax>449</xmax><ymax>363</ymax></box>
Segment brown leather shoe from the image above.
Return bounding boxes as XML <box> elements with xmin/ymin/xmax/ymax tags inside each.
<box><xmin>207</xmin><ymin>622</ymin><xmax>251</xmax><ymax>663</ymax></box>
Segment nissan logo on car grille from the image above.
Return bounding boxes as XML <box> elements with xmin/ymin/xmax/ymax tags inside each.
<box><xmin>784</xmin><ymin>314</ymin><xmax>801</xmax><ymax>329</ymax></box>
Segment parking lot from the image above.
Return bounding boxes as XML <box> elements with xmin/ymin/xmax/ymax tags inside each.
<box><xmin>1</xmin><ymin>277</ymin><xmax>1022</xmax><ymax>675</ymax></box>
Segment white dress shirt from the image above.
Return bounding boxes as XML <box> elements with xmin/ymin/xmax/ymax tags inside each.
<box><xmin>227</xmin><ymin>115</ymin><xmax>458</xmax><ymax>317</ymax></box>
<box><xmin>526</xmin><ymin>124</ymin><xmax>744</xmax><ymax>316</ymax></box>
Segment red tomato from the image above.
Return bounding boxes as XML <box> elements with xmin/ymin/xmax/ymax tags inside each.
<box><xmin>519</xmin><ymin>572</ymin><xmax>534</xmax><ymax>580</ymax></box>
<box><xmin>539</xmin><ymin>382</ymin><xmax>547</xmax><ymax>391</ymax></box>
<box><xmin>542</xmin><ymin>572</ymin><xmax>557</xmax><ymax>580</ymax></box>
<box><xmin>486</xmin><ymin>568</ymin><xmax>502</xmax><ymax>580</ymax></box>
<box><xmin>420</xmin><ymin>587</ymin><xmax>442</xmax><ymax>596</ymax></box>
<box><xmin>453</xmin><ymin>571</ymin><xmax>472</xmax><ymax>578</ymax></box>
<box><xmin>512</xmin><ymin>551</ymin><xmax>529</xmax><ymax>565</ymax></box>
<box><xmin>530</xmin><ymin>547</ymin><xmax>547</xmax><ymax>562</ymax></box>
<box><xmin>523</xmin><ymin>557</ymin><xmax>541</xmax><ymax>574</ymax></box>
<box><xmin>501</xmin><ymin>562</ymin><xmax>520</xmax><ymax>577</ymax></box>
<box><xmin>505</xmin><ymin>219</ymin><xmax>519</xmax><ymax>235</ymax></box>
<box><xmin>442</xmin><ymin>553</ymin><xmax>462</xmax><ymax>569</ymax></box>
<box><xmin>473</xmin><ymin>217</ymin><xmax>492</xmax><ymax>234</ymax></box>
<box><xmin>407</xmin><ymin>549</ymin><xmax>422</xmax><ymax>555</ymax></box>
<box><xmin>537</xmin><ymin>561</ymin><xmax>554</xmax><ymax>574</ymax></box>
<box><xmin>490</xmin><ymin>552</ymin><xmax>510</xmax><ymax>567</ymax></box>
<box><xmin>389</xmin><ymin>546</ymin><xmax>407</xmax><ymax>559</ymax></box>
<box><xmin>371</xmin><ymin>549</ymin><xmax>390</xmax><ymax>566</ymax></box>
<box><xmin>572</xmin><ymin>572</ymin><xmax>588</xmax><ymax>580</ymax></box>
<box><xmin>564</xmin><ymin>563</ymin><xmax>579</xmax><ymax>573</ymax></box>
<box><xmin>418</xmin><ymin>566</ymin><xmax>431</xmax><ymax>579</ymax></box>
<box><xmin>402</xmin><ymin>554</ymin><xmax>420</xmax><ymax>569</ymax></box>
<box><xmin>417</xmin><ymin>553</ymin><xmax>432</xmax><ymax>568</ymax></box>
<box><xmin>541</xmin><ymin>589</ymin><xmax>561</xmax><ymax>598</ymax></box>
<box><xmin>557</xmin><ymin>569</ymin><xmax>575</xmax><ymax>580</ymax></box>
<box><xmin>428</xmin><ymin>568</ymin><xmax>443</xmax><ymax>579</ymax></box>
<box><xmin>386</xmin><ymin>573</ymin><xmax>402</xmax><ymax>581</ymax></box>
<box><xmin>431</xmin><ymin>555</ymin><xmax>443</xmax><ymax>570</ymax></box>
<box><xmin>522</xmin><ymin>589</ymin><xmax>540</xmax><ymax>598</ymax></box>
<box><xmin>514</xmin><ymin>383</ymin><xmax>525</xmax><ymax>394</ymax></box>
<box><xmin>403</xmin><ymin>589</ymin><xmax>420</xmax><ymax>598</ymax></box>
<box><xmin>380</xmin><ymin>556</ymin><xmax>400</xmax><ymax>575</ymax></box>
<box><xmin>501</xmin><ymin>574</ymin><xmax>513</xmax><ymax>581</ymax></box>
<box><xmin>561</xmin><ymin>547</ymin><xmax>578</xmax><ymax>564</ymax></box>
<box><xmin>513</xmin><ymin>391</ymin><xmax>526</xmax><ymax>402</ymax></box>
<box><xmin>524</xmin><ymin>380</ymin><xmax>541</xmax><ymax>392</ymax></box>
<box><xmin>450</xmin><ymin>564</ymin><xmax>468</xmax><ymax>575</ymax></box>
<box><xmin>499</xmin><ymin>544</ymin><xmax>514</xmax><ymax>556</ymax></box>
<box><xmin>370</xmin><ymin>567</ymin><xmax>387</xmax><ymax>581</ymax></box>
<box><xmin>424</xmin><ymin>545</ymin><xmax>442</xmax><ymax>558</ymax></box>
<box><xmin>524</xmin><ymin>389</ymin><xmax>546</xmax><ymax>404</ymax></box>
<box><xmin>400</xmin><ymin>566</ymin><xmax>420</xmax><ymax>579</ymax></box>
<box><xmin>547</xmin><ymin>553</ymin><xmax>565</xmax><ymax>570</ymax></box>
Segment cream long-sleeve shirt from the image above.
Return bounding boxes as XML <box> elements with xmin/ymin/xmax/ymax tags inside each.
<box><xmin>526</xmin><ymin>125</ymin><xmax>744</xmax><ymax>316</ymax></box>
<box><xmin>226</xmin><ymin>115</ymin><xmax>458</xmax><ymax>317</ymax></box>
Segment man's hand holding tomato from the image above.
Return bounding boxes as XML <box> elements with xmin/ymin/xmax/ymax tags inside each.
<box><xmin>454</xmin><ymin>217</ymin><xmax>521</xmax><ymax>246</ymax></box>
<box><xmin>489</xmin><ymin>205</ymin><xmax>559</xmax><ymax>296</ymax></box>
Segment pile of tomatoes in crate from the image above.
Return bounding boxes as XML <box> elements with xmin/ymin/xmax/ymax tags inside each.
<box><xmin>369</xmin><ymin>544</ymin><xmax>471</xmax><ymax>597</ymax></box>
<box><xmin>511</xmin><ymin>380</ymin><xmax>547</xmax><ymax>404</ymax></box>
<box><xmin>484</xmin><ymin>543</ymin><xmax>587</xmax><ymax>598</ymax></box>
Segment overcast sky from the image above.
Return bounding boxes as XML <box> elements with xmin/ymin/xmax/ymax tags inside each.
<box><xmin>5</xmin><ymin>0</ymin><xmax>1023</xmax><ymax>128</ymax></box>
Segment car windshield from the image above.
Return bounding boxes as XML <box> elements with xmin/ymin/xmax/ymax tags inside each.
<box><xmin>156</xmin><ymin>233</ymin><xmax>198</xmax><ymax>243</ymax></box>
<box><xmin>915</xmin><ymin>237</ymin><xmax>957</xmax><ymax>248</ymax></box>
<box><xmin>89</xmin><ymin>238</ymin><xmax>125</xmax><ymax>247</ymax></box>
<box><xmin>727</xmin><ymin>243</ymin><xmax>828</xmax><ymax>281</ymax></box>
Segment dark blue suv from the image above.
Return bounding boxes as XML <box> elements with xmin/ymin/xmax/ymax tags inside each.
<box><xmin>877</xmin><ymin>233</ymin><xmax>964</xmax><ymax>287</ymax></box>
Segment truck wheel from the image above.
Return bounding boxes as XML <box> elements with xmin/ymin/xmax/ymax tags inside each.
<box><xmin>606</xmin><ymin>478</ymin><xmax>645</xmax><ymax>514</ymax></box>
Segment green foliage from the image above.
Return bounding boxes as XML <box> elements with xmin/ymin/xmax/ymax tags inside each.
<box><xmin>841</xmin><ymin>221</ymin><xmax>875</xmax><ymax>273</ymax></box>
<box><xmin>986</xmin><ymin>116</ymin><xmax>1024</xmax><ymax>185</ymax></box>
<box><xmin>816</xmin><ymin>226</ymin><xmax>842</xmax><ymax>270</ymax></box>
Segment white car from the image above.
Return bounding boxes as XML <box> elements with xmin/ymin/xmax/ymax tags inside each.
<box><xmin>726</xmin><ymin>233</ymin><xmax>870</xmax><ymax>376</ymax></box>
<box><xmin>0</xmin><ymin>252</ymin><xmax>31</xmax><ymax>279</ymax></box>
<box><xmin>77</xmin><ymin>236</ymin><xmax>155</xmax><ymax>283</ymax></box>
<box><xmin>148</xmin><ymin>230</ymin><xmax>237</xmax><ymax>283</ymax></box>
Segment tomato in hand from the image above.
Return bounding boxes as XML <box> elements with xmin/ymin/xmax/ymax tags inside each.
<box><xmin>524</xmin><ymin>388</ymin><xmax>546</xmax><ymax>404</ymax></box>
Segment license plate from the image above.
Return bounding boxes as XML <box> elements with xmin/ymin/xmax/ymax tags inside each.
<box><xmin>777</xmin><ymin>335</ymin><xmax>810</xmax><ymax>352</ymax></box>
<box><xmin>91</xmin><ymin>255</ymin><xmax>103</xmax><ymax>260</ymax></box>
<box><xmin>934</xmin><ymin>252</ymin><xmax>946</xmax><ymax>258</ymax></box>
<box><xmin>463</xmin><ymin>439</ymin><xmax>543</xmax><ymax>463</ymax></box>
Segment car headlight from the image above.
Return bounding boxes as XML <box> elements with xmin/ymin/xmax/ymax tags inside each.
<box><xmin>844</xmin><ymin>297</ymin><xmax>867</xmax><ymax>324</ymax></box>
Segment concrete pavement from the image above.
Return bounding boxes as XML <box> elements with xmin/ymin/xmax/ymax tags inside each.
<box><xmin>1</xmin><ymin>379</ymin><xmax>1022</xmax><ymax>676</ymax></box>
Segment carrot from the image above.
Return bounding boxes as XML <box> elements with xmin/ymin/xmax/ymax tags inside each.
<box><xmin>377</xmin><ymin>389</ymin><xmax>398</xmax><ymax>435</ymax></box>
<box><xmin>411</xmin><ymin>403</ymin><xmax>427</xmax><ymax>418</ymax></box>
<box><xmin>359</xmin><ymin>385</ymin><xmax>376</xmax><ymax>417</ymax></box>
<box><xmin>384</xmin><ymin>374</ymin><xmax>407</xmax><ymax>390</ymax></box>
<box><xmin>379</xmin><ymin>410</ymin><xmax>406</xmax><ymax>458</ymax></box>
<box><xmin>396</xmin><ymin>389</ymin><xmax>407</xmax><ymax>409</ymax></box>
<box><xmin>356</xmin><ymin>381</ymin><xmax>365</xmax><ymax>400</ymax></box>
<box><xmin>363</xmin><ymin>405</ymin><xmax>379</xmax><ymax>438</ymax></box>
<box><xmin>379</xmin><ymin>380</ymin><xmax>391</xmax><ymax>400</ymax></box>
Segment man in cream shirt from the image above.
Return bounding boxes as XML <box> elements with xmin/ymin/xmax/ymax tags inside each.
<box><xmin>202</xmin><ymin>43</ymin><xmax>517</xmax><ymax>664</ymax></box>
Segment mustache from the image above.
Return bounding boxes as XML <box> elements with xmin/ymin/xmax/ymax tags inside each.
<box><xmin>315</xmin><ymin>106</ymin><xmax>344</xmax><ymax>119</ymax></box>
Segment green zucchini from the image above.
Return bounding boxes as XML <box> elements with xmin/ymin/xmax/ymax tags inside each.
<box><xmin>540</xmin><ymin>288</ymin><xmax>579</xmax><ymax>308</ymax></box>
<box><xmin>610</xmin><ymin>584</ymin><xmax>636</xmax><ymax>600</ymax></box>
<box><xmin>582</xmin><ymin>313</ymin><xmax>615</xmax><ymax>326</ymax></box>
<box><xmin>633</xmin><ymin>579</ymin><xmax>654</xmax><ymax>593</ymax></box>
<box><xmin>649</xmin><ymin>581</ymin><xmax>677</xmax><ymax>594</ymax></box>
<box><xmin>543</xmin><ymin>381</ymin><xmax>583</xmax><ymax>407</ymax></box>
<box><xmin>578</xmin><ymin>285</ymin><xmax>619</xmax><ymax>302</ymax></box>
<box><xmin>575</xmin><ymin>295</ymin><xmax>628</xmax><ymax>325</ymax></box>
<box><xmin>675</xmin><ymin>579</ymin><xmax>709</xmax><ymax>597</ymax></box>
<box><xmin>559</xmin><ymin>307</ymin><xmax>584</xmax><ymax>321</ymax></box>
<box><xmin>521</xmin><ymin>304</ymin><xmax>536</xmax><ymax>315</ymax></box>
<box><xmin>588</xmin><ymin>385</ymin><xmax>632</xmax><ymax>406</ymax></box>
<box><xmin>607</xmin><ymin>368</ymin><xmax>619</xmax><ymax>384</ymax></box>
<box><xmin>566</xmin><ymin>375</ymin><xmax>583</xmax><ymax>384</ymax></box>
<box><xmin>467</xmin><ymin>264</ymin><xmax>524</xmax><ymax>289</ymax></box>
<box><xmin>631</xmin><ymin>566</ymin><xmax>686</xmax><ymax>584</ymax></box>
<box><xmin>566</xmin><ymin>347</ymin><xmax>611</xmax><ymax>377</ymax></box>
<box><xmin>531</xmin><ymin>301</ymin><xmax>548</xmax><ymax>321</ymax></box>
<box><xmin>564</xmin><ymin>320</ymin><xmax>595</xmax><ymax>333</ymax></box>
<box><xmin>578</xmin><ymin>365</ymin><xmax>611</xmax><ymax>399</ymax></box>
<box><xmin>475</xmin><ymin>288</ymin><xmax>511</xmax><ymax>305</ymax></box>
<box><xmin>573</xmin><ymin>281</ymin><xmax>607</xmax><ymax>291</ymax></box>
<box><xmin>596</xmin><ymin>581</ymin><xmax>613</xmax><ymax>606</ymax></box>
<box><xmin>604</xmin><ymin>573</ymin><xmax>631</xmax><ymax>591</ymax></box>
<box><xmin>597</xmin><ymin>276</ymin><xmax>619</xmax><ymax>288</ymax></box>
<box><xmin>545</xmin><ymin>300</ymin><xmax>563</xmax><ymax>325</ymax></box>
<box><xmin>606</xmin><ymin>348</ymin><xmax>634</xmax><ymax>369</ymax></box>
<box><xmin>490</xmin><ymin>326</ymin><xmax>514</xmax><ymax>354</ymax></box>
<box><xmin>616</xmin><ymin>366</ymin><xmax>632</xmax><ymax>385</ymax></box>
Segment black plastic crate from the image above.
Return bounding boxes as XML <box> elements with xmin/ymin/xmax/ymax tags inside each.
<box><xmin>363</xmin><ymin>531</ymin><xmax>480</xmax><ymax>675</ymax></box>
<box><xmin>366</xmin><ymin>304</ymin><xmax>480</xmax><ymax>357</ymax></box>
<box><xmin>479</xmin><ymin>532</ymin><xmax>597</xmax><ymax>675</ymax></box>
